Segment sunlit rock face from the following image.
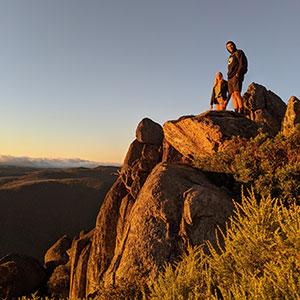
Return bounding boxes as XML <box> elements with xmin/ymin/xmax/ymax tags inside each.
<box><xmin>69</xmin><ymin>230</ymin><xmax>94</xmax><ymax>299</ymax></box>
<box><xmin>163</xmin><ymin>110</ymin><xmax>259</xmax><ymax>162</ymax></box>
<box><xmin>282</xmin><ymin>96</ymin><xmax>300</xmax><ymax>136</ymax></box>
<box><xmin>243</xmin><ymin>82</ymin><xmax>287</xmax><ymax>136</ymax></box>
<box><xmin>69</xmin><ymin>162</ymin><xmax>233</xmax><ymax>299</ymax></box>
<box><xmin>102</xmin><ymin>162</ymin><xmax>233</xmax><ymax>288</ymax></box>
<box><xmin>79</xmin><ymin>119</ymin><xmax>164</xmax><ymax>297</ymax></box>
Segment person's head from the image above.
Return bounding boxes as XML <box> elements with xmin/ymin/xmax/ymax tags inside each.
<box><xmin>214</xmin><ymin>72</ymin><xmax>223</xmax><ymax>85</ymax></box>
<box><xmin>226</xmin><ymin>41</ymin><xmax>237</xmax><ymax>53</ymax></box>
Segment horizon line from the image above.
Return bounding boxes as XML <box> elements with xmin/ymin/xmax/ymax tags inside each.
<box><xmin>0</xmin><ymin>154</ymin><xmax>121</xmax><ymax>168</ymax></box>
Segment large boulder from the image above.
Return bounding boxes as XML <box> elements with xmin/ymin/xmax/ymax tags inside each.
<box><xmin>136</xmin><ymin>118</ymin><xmax>164</xmax><ymax>145</ymax></box>
<box><xmin>0</xmin><ymin>253</ymin><xmax>46</xmax><ymax>299</ymax></box>
<box><xmin>44</xmin><ymin>235</ymin><xmax>71</xmax><ymax>271</ymax></box>
<box><xmin>102</xmin><ymin>163</ymin><xmax>233</xmax><ymax>287</ymax></box>
<box><xmin>282</xmin><ymin>96</ymin><xmax>300</xmax><ymax>136</ymax></box>
<box><xmin>163</xmin><ymin>111</ymin><xmax>259</xmax><ymax>162</ymax></box>
<box><xmin>243</xmin><ymin>83</ymin><xmax>287</xmax><ymax>135</ymax></box>
<box><xmin>121</xmin><ymin>140</ymin><xmax>162</xmax><ymax>197</ymax></box>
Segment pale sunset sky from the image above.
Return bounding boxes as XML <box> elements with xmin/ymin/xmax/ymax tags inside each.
<box><xmin>1</xmin><ymin>0</ymin><xmax>299</xmax><ymax>164</ymax></box>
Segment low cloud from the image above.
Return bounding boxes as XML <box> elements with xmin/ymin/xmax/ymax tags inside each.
<box><xmin>0</xmin><ymin>155</ymin><xmax>119</xmax><ymax>168</ymax></box>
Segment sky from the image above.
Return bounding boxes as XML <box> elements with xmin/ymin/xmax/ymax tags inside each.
<box><xmin>0</xmin><ymin>0</ymin><xmax>299</xmax><ymax>164</ymax></box>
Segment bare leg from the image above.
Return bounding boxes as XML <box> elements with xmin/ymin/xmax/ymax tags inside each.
<box><xmin>216</xmin><ymin>98</ymin><xmax>225</xmax><ymax>111</ymax></box>
<box><xmin>236</xmin><ymin>92</ymin><xmax>244</xmax><ymax>110</ymax></box>
<box><xmin>222</xmin><ymin>101</ymin><xmax>227</xmax><ymax>110</ymax></box>
<box><xmin>232</xmin><ymin>91</ymin><xmax>244</xmax><ymax>112</ymax></box>
<box><xmin>232</xmin><ymin>93</ymin><xmax>238</xmax><ymax>111</ymax></box>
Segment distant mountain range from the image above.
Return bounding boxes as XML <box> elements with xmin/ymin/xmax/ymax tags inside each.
<box><xmin>0</xmin><ymin>155</ymin><xmax>120</xmax><ymax>168</ymax></box>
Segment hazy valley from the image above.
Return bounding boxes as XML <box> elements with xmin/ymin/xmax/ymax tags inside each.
<box><xmin>0</xmin><ymin>165</ymin><xmax>118</xmax><ymax>259</ymax></box>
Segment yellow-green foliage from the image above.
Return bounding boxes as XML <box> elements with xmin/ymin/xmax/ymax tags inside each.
<box><xmin>147</xmin><ymin>193</ymin><xmax>300</xmax><ymax>300</ymax></box>
<box><xmin>147</xmin><ymin>246</ymin><xmax>214</xmax><ymax>300</ymax></box>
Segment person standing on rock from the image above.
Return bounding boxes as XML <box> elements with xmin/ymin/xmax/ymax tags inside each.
<box><xmin>210</xmin><ymin>72</ymin><xmax>229</xmax><ymax>111</ymax></box>
<box><xmin>226</xmin><ymin>41</ymin><xmax>248</xmax><ymax>113</ymax></box>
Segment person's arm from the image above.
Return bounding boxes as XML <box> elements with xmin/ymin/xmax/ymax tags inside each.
<box><xmin>236</xmin><ymin>50</ymin><xmax>248</xmax><ymax>78</ymax></box>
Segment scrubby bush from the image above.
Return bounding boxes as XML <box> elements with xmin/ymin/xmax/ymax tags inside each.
<box><xmin>194</xmin><ymin>126</ymin><xmax>300</xmax><ymax>204</ymax></box>
<box><xmin>147</xmin><ymin>246</ymin><xmax>213</xmax><ymax>300</ymax></box>
<box><xmin>147</xmin><ymin>193</ymin><xmax>300</xmax><ymax>299</ymax></box>
<box><xmin>95</xmin><ymin>280</ymin><xmax>145</xmax><ymax>300</ymax></box>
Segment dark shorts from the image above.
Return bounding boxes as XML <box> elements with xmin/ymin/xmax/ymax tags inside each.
<box><xmin>228</xmin><ymin>76</ymin><xmax>244</xmax><ymax>94</ymax></box>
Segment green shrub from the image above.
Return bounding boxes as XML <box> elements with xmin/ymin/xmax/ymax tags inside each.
<box><xmin>147</xmin><ymin>193</ymin><xmax>300</xmax><ymax>299</ymax></box>
<box><xmin>194</xmin><ymin>127</ymin><xmax>300</xmax><ymax>204</ymax></box>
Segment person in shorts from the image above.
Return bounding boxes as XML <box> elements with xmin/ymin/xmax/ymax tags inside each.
<box><xmin>226</xmin><ymin>41</ymin><xmax>248</xmax><ymax>113</ymax></box>
<box><xmin>210</xmin><ymin>72</ymin><xmax>229</xmax><ymax>111</ymax></box>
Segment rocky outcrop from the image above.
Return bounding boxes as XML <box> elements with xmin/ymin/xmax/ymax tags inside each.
<box><xmin>162</xmin><ymin>140</ymin><xmax>191</xmax><ymax>164</ymax></box>
<box><xmin>120</xmin><ymin>140</ymin><xmax>162</xmax><ymax>199</ymax></box>
<box><xmin>136</xmin><ymin>117</ymin><xmax>164</xmax><ymax>144</ymax></box>
<box><xmin>163</xmin><ymin>111</ymin><xmax>259</xmax><ymax>162</ymax></box>
<box><xmin>67</xmin><ymin>114</ymin><xmax>257</xmax><ymax>298</ymax></box>
<box><xmin>66</xmin><ymin>110</ymin><xmax>282</xmax><ymax>298</ymax></box>
<box><xmin>69</xmin><ymin>230</ymin><xmax>94</xmax><ymax>299</ymax></box>
<box><xmin>100</xmin><ymin>163</ymin><xmax>233</xmax><ymax>288</ymax></box>
<box><xmin>44</xmin><ymin>235</ymin><xmax>71</xmax><ymax>271</ymax></box>
<box><xmin>243</xmin><ymin>83</ymin><xmax>287</xmax><ymax>135</ymax></box>
<box><xmin>0</xmin><ymin>254</ymin><xmax>46</xmax><ymax>299</ymax></box>
<box><xmin>282</xmin><ymin>96</ymin><xmax>300</xmax><ymax>136</ymax></box>
<box><xmin>69</xmin><ymin>119</ymin><xmax>164</xmax><ymax>298</ymax></box>
<box><xmin>85</xmin><ymin>178</ymin><xmax>127</xmax><ymax>297</ymax></box>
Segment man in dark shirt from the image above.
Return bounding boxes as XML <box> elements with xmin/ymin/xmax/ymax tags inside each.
<box><xmin>226</xmin><ymin>41</ymin><xmax>248</xmax><ymax>113</ymax></box>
